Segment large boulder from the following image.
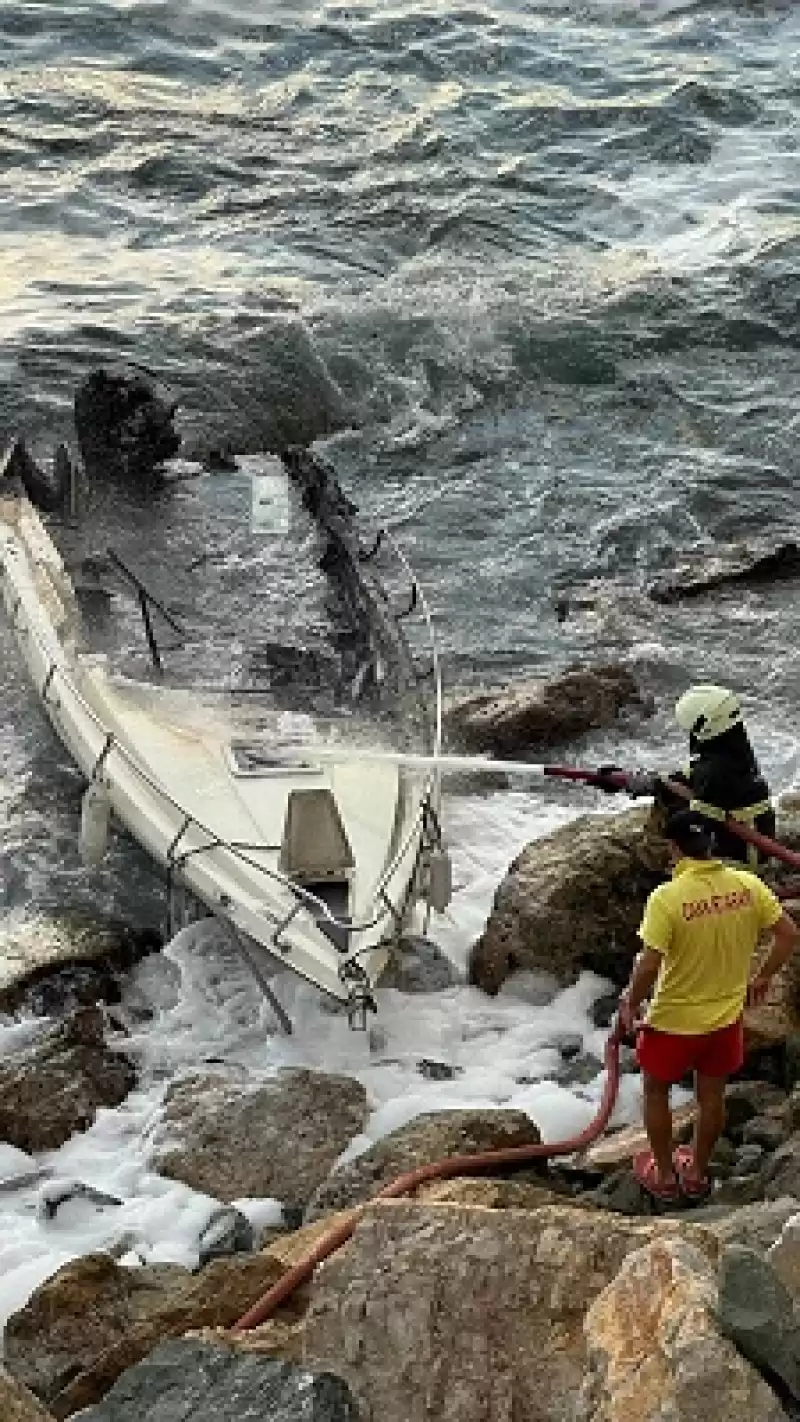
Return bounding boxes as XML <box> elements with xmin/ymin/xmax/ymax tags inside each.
<box><xmin>469</xmin><ymin>800</ymin><xmax>800</xmax><ymax>1019</ymax></box>
<box><xmin>469</xmin><ymin>806</ymin><xmax>667</xmax><ymax>994</ymax></box>
<box><xmin>301</xmin><ymin>1200</ymin><xmax>717</xmax><ymax>1422</ymax></box>
<box><xmin>649</xmin><ymin>540</ymin><xmax>800</xmax><ymax>604</ymax></box>
<box><xmin>0</xmin><ymin>1008</ymin><xmax>136</xmax><ymax>1153</ymax></box>
<box><xmin>716</xmin><ymin>1244</ymin><xmax>800</xmax><ymax>1403</ymax></box>
<box><xmin>445</xmin><ymin>664</ymin><xmax>649</xmax><ymax>756</ymax></box>
<box><xmin>304</xmin><ymin>1109</ymin><xmax>542</xmax><ymax>1221</ymax></box>
<box><xmin>0</xmin><ymin>910</ymin><xmax>161</xmax><ymax>1016</ymax></box>
<box><xmin>580</xmin><ymin>1235</ymin><xmax>786</xmax><ymax>1421</ymax></box>
<box><xmin>61</xmin><ymin>1339</ymin><xmax>357</xmax><ymax>1422</ymax></box>
<box><xmin>74</xmin><ymin>369</ymin><xmax>180</xmax><ymax>483</ymax></box>
<box><xmin>3</xmin><ymin>1254</ymin><xmax>191</xmax><ymax>1405</ymax></box>
<box><xmin>0</xmin><ymin>1368</ymin><xmax>54</xmax><ymax>1422</ymax></box>
<box><xmin>151</xmin><ymin>1069</ymin><xmax>368</xmax><ymax>1213</ymax></box>
<box><xmin>5</xmin><ymin>1245</ymin><xmax>295</xmax><ymax>1417</ymax></box>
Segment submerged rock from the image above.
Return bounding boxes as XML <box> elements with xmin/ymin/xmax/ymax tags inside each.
<box><xmin>196</xmin><ymin>1207</ymin><xmax>254</xmax><ymax>1267</ymax></box>
<box><xmin>445</xmin><ymin>663</ymin><xmax>649</xmax><ymax>756</ymax></box>
<box><xmin>304</xmin><ymin>1109</ymin><xmax>543</xmax><ymax>1220</ymax></box>
<box><xmin>379</xmin><ymin>937</ymin><xmax>461</xmax><ymax>993</ymax></box>
<box><xmin>649</xmin><ymin>540</ymin><xmax>800</xmax><ymax>604</ymax></box>
<box><xmin>66</xmin><ymin>1339</ymin><xmax>358</xmax><ymax>1422</ymax></box>
<box><xmin>581</xmin><ymin>1235</ymin><xmax>786</xmax><ymax>1422</ymax></box>
<box><xmin>0</xmin><ymin>1008</ymin><xmax>136</xmax><ymax>1153</ymax></box>
<box><xmin>151</xmin><ymin>1069</ymin><xmax>368</xmax><ymax>1213</ymax></box>
<box><xmin>469</xmin><ymin>806</ymin><xmax>668</xmax><ymax>994</ymax></box>
<box><xmin>74</xmin><ymin>368</ymin><xmax>180</xmax><ymax>483</ymax></box>
<box><xmin>301</xmin><ymin>1200</ymin><xmax>717</xmax><ymax>1422</ymax></box>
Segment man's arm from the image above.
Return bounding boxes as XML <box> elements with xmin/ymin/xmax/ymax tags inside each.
<box><xmin>748</xmin><ymin>910</ymin><xmax>800</xmax><ymax>1005</ymax></box>
<box><xmin>621</xmin><ymin>947</ymin><xmax>663</xmax><ymax>1029</ymax></box>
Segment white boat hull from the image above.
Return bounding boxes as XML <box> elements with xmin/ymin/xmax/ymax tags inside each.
<box><xmin>0</xmin><ymin>493</ymin><xmax>438</xmax><ymax>1010</ymax></box>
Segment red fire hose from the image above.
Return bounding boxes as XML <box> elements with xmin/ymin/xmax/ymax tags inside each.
<box><xmin>233</xmin><ymin>1019</ymin><xmax>624</xmax><ymax>1332</ymax></box>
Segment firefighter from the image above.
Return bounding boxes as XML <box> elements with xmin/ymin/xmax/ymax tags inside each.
<box><xmin>591</xmin><ymin>684</ymin><xmax>775</xmax><ymax>869</ymax></box>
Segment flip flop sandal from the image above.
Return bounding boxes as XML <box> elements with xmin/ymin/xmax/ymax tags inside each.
<box><xmin>673</xmin><ymin>1145</ymin><xmax>712</xmax><ymax>1202</ymax></box>
<box><xmin>633</xmin><ymin>1149</ymin><xmax>681</xmax><ymax>1203</ymax></box>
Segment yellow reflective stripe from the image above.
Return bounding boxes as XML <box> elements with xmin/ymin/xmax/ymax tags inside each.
<box><xmin>690</xmin><ymin>798</ymin><xmax>772</xmax><ymax>824</ymax></box>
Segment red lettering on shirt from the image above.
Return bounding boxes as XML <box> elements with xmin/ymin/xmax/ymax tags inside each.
<box><xmin>681</xmin><ymin>888</ymin><xmax>752</xmax><ymax>922</ymax></box>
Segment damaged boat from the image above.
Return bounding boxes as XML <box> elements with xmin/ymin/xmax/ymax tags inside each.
<box><xmin>0</xmin><ymin>442</ymin><xmax>448</xmax><ymax>1029</ymax></box>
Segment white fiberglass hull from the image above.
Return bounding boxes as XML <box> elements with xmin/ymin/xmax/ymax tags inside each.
<box><xmin>0</xmin><ymin>493</ymin><xmax>435</xmax><ymax>1009</ymax></box>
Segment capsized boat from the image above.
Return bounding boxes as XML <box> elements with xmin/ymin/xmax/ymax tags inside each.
<box><xmin>0</xmin><ymin>451</ymin><xmax>447</xmax><ymax>1027</ymax></box>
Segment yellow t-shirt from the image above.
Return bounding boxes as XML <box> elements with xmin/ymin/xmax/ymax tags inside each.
<box><xmin>638</xmin><ymin>858</ymin><xmax>782</xmax><ymax>1034</ymax></box>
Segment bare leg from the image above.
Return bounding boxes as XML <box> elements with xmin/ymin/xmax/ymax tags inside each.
<box><xmin>643</xmin><ymin>1073</ymin><xmax>677</xmax><ymax>1184</ymax></box>
<box><xmin>692</xmin><ymin>1072</ymin><xmax>727</xmax><ymax>1181</ymax></box>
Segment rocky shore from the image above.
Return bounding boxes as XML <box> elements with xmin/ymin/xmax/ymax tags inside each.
<box><xmin>3</xmin><ymin>652</ymin><xmax>800</xmax><ymax>1419</ymax></box>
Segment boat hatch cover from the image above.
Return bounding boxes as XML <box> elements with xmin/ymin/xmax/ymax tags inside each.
<box><xmin>226</xmin><ymin>740</ymin><xmax>322</xmax><ymax>777</ymax></box>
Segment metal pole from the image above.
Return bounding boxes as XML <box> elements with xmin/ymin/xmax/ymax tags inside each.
<box><xmin>225</xmin><ymin>924</ymin><xmax>293</xmax><ymax>1035</ymax></box>
<box><xmin>138</xmin><ymin>588</ymin><xmax>163</xmax><ymax>672</ymax></box>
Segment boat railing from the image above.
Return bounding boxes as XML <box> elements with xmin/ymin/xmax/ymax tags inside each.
<box><xmin>5</xmin><ymin>516</ymin><xmax>444</xmax><ymax>970</ymax></box>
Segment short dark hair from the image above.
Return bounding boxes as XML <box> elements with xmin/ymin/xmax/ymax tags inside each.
<box><xmin>664</xmin><ymin>809</ymin><xmax>713</xmax><ymax>858</ymax></box>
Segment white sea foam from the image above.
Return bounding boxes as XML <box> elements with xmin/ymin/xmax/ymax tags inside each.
<box><xmin>0</xmin><ymin>790</ymin><xmax>641</xmax><ymax>1335</ymax></box>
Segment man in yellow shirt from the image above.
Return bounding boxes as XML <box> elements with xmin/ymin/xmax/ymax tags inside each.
<box><xmin>620</xmin><ymin>809</ymin><xmax>799</xmax><ymax>1203</ymax></box>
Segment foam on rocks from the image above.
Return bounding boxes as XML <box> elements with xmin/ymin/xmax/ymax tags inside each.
<box><xmin>0</xmin><ymin>793</ymin><xmax>642</xmax><ymax>1331</ymax></box>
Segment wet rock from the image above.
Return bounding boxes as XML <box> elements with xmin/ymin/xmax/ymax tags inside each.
<box><xmin>74</xmin><ymin>368</ymin><xmax>180</xmax><ymax>483</ymax></box>
<box><xmin>591</xmin><ymin>991</ymin><xmax>621</xmax><ymax>1029</ymax></box>
<box><xmin>649</xmin><ymin>540</ymin><xmax>800</xmax><ymax>605</ymax></box>
<box><xmin>768</xmin><ymin>1213</ymin><xmax>800</xmax><ymax>1296</ymax></box>
<box><xmin>151</xmin><ymin>1069</ymin><xmax>368</xmax><ymax>1213</ymax></box>
<box><xmin>765</xmin><ymin>1135</ymin><xmax>800</xmax><ymax>1202</ymax></box>
<box><xmin>725</xmin><ymin>1082</ymin><xmax>786</xmax><ymax>1138</ymax></box>
<box><xmin>66</xmin><ymin>1338</ymin><xmax>358</xmax><ymax>1422</ymax></box>
<box><xmin>197</xmin><ymin>1207</ymin><xmax>254</xmax><ymax>1267</ymax></box>
<box><xmin>734</xmin><ymin>1144</ymin><xmax>766</xmax><ymax>1176</ymax></box>
<box><xmin>416</xmin><ymin>1058</ymin><xmax>460</xmax><ymax>1081</ymax></box>
<box><xmin>743</xmin><ymin>1117</ymin><xmax>789</xmax><ymax>1154</ymax></box>
<box><xmin>556</xmin><ymin>1051</ymin><xmax>604</xmax><ymax>1087</ymax></box>
<box><xmin>2</xmin><ymin>437</ymin><xmax>70</xmax><ymax>512</ymax></box>
<box><xmin>0</xmin><ymin>1367</ymin><xmax>54</xmax><ymax>1422</ymax></box>
<box><xmin>445</xmin><ymin>663</ymin><xmax>649</xmax><ymax>756</ymax></box>
<box><xmin>304</xmin><ymin>1109</ymin><xmax>542</xmax><ymax>1221</ymax></box>
<box><xmin>379</xmin><ymin>936</ymin><xmax>461</xmax><ymax>992</ymax></box>
<box><xmin>0</xmin><ymin>909</ymin><xmax>162</xmax><ymax>1016</ymax></box>
<box><xmin>705</xmin><ymin>1197</ymin><xmax>800</xmax><ymax>1255</ymax></box>
<box><xmin>581</xmin><ymin>1235</ymin><xmax>786</xmax><ymax>1422</ymax></box>
<box><xmin>3</xmin><ymin>1254</ymin><xmax>193</xmax><ymax>1404</ymax></box>
<box><xmin>0</xmin><ymin>1008</ymin><xmax>136</xmax><ymax>1153</ymax></box>
<box><xmin>36</xmin><ymin>1180</ymin><xmax>123</xmax><ymax>1223</ymax></box>
<box><xmin>711</xmin><ymin>1137</ymin><xmax>738</xmax><ymax>1174</ymax></box>
<box><xmin>469</xmin><ymin>806</ymin><xmax>668</xmax><ymax>994</ymax></box>
<box><xmin>10</xmin><ymin>1243</ymin><xmax>297</xmax><ymax>1418</ymax></box>
<box><xmin>714</xmin><ymin>1174</ymin><xmax>769</xmax><ymax>1208</ymax></box>
<box><xmin>301</xmin><ymin>1201</ymin><xmax>717</xmax><ymax>1422</ymax></box>
<box><xmin>583</xmin><ymin>1167</ymin><xmax>657</xmax><ymax>1218</ymax></box>
<box><xmin>717</xmin><ymin>1244</ymin><xmax>800</xmax><ymax>1402</ymax></box>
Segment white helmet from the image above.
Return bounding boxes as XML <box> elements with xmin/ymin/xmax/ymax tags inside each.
<box><xmin>674</xmin><ymin>684</ymin><xmax>743</xmax><ymax>743</ymax></box>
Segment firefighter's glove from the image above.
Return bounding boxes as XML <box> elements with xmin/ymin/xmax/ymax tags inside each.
<box><xmin>586</xmin><ymin>764</ymin><xmax>625</xmax><ymax>794</ymax></box>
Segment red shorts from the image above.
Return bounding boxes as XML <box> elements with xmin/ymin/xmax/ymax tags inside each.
<box><xmin>636</xmin><ymin>1018</ymin><xmax>744</xmax><ymax>1084</ymax></box>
